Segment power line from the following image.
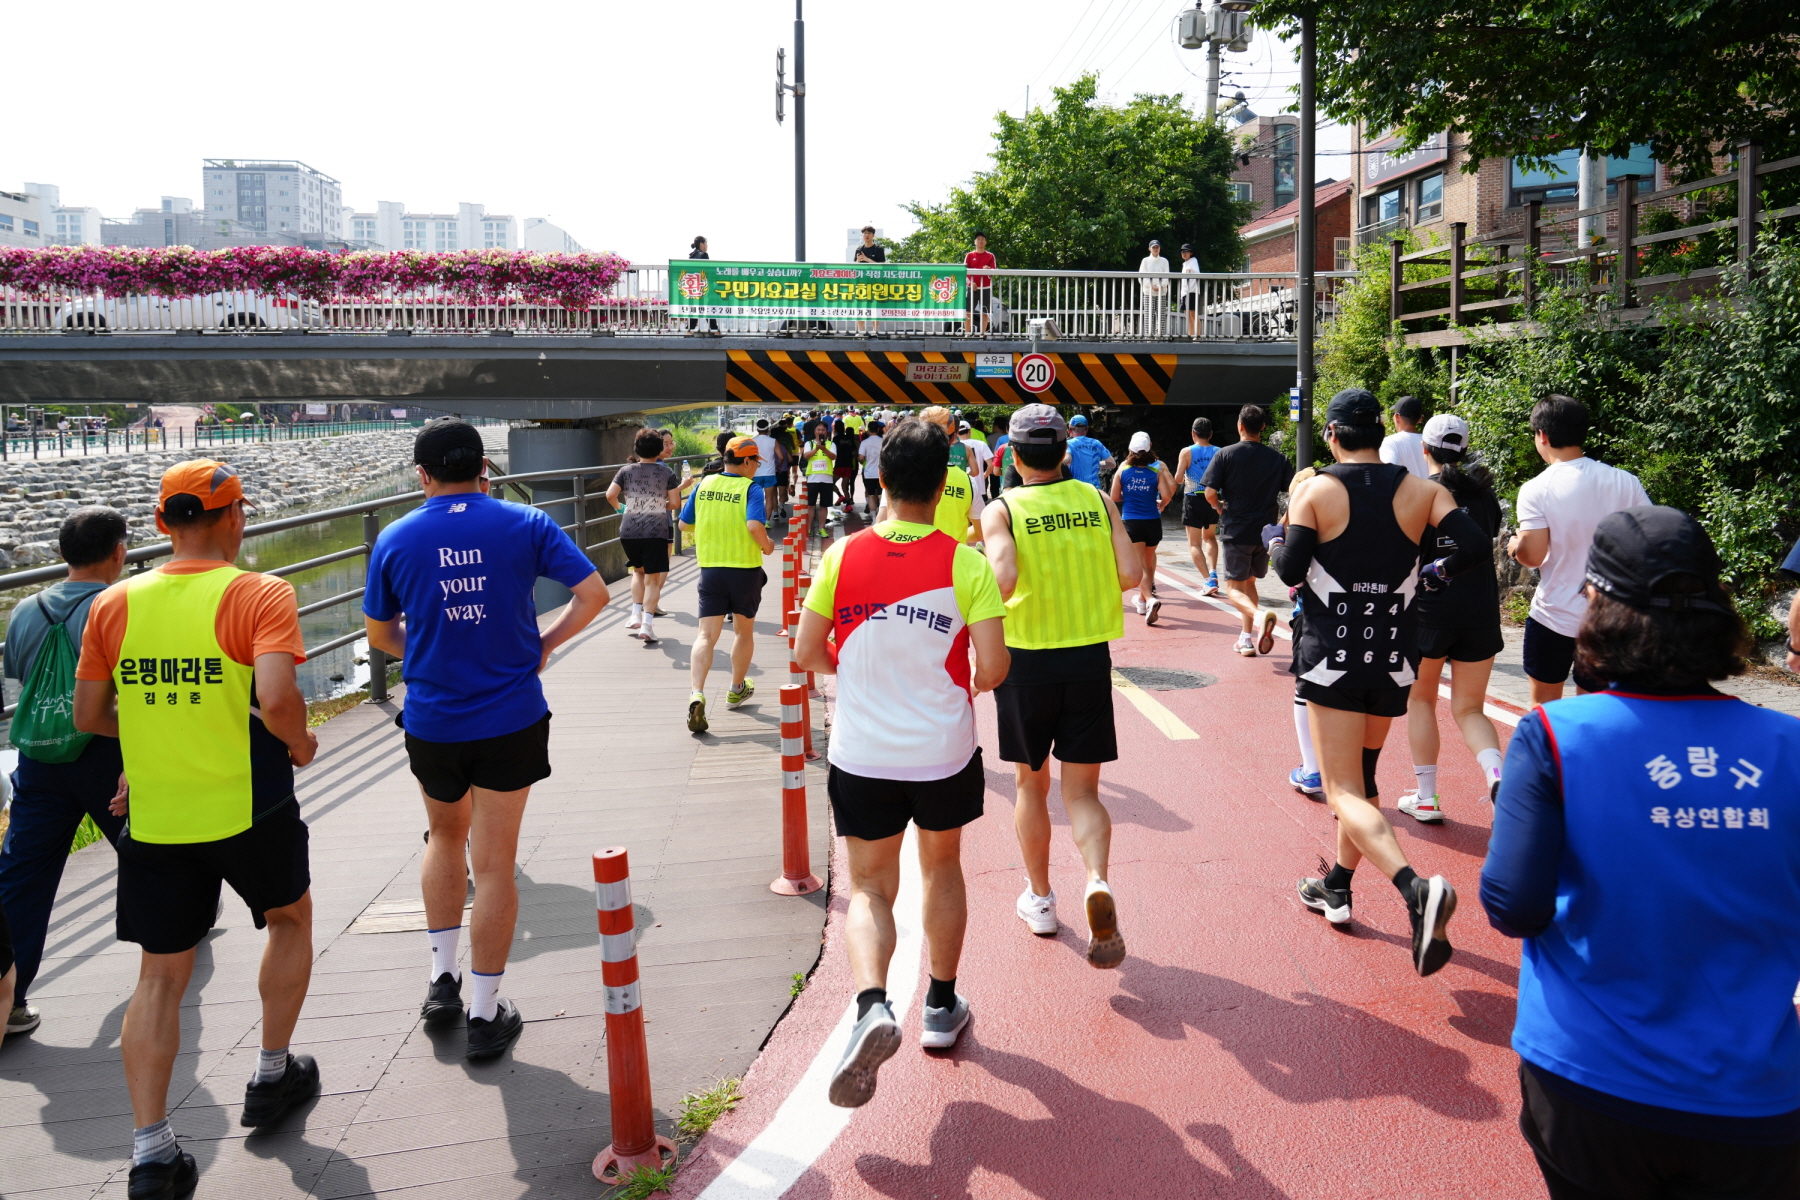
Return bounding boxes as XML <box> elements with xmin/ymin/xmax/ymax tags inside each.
<box><xmin>1064</xmin><ymin>0</ymin><xmax>1159</xmax><ymax>85</ymax></box>
<box><xmin>1027</xmin><ymin>0</ymin><xmax>1108</xmax><ymax>96</ymax></box>
<box><xmin>1095</xmin><ymin>2</ymin><xmax>1180</xmax><ymax>84</ymax></box>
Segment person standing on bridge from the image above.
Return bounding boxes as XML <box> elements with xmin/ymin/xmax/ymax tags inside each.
<box><xmin>1201</xmin><ymin>404</ymin><xmax>1287</xmax><ymax>657</ymax></box>
<box><xmin>364</xmin><ymin>419</ymin><xmax>611</xmax><ymax>1061</ymax></box>
<box><xmin>72</xmin><ymin>461</ymin><xmax>320</xmax><ymax>1197</ymax></box>
<box><xmin>679</xmin><ymin>435</ymin><xmax>775</xmax><ymax>733</ymax></box>
<box><xmin>1483</xmin><ymin>507</ymin><xmax>1800</xmax><ymax>1199</ymax></box>
<box><xmin>796</xmin><ymin>416</ymin><xmax>1008</xmax><ymax>1106</ymax></box>
<box><xmin>983</xmin><ymin>404</ymin><xmax>1140</xmax><ymax>968</ymax></box>
<box><xmin>1269</xmin><ymin>388</ymin><xmax>1491</xmax><ymax>977</ymax></box>
<box><xmin>0</xmin><ymin>507</ymin><xmax>129</xmax><ymax>1042</ymax></box>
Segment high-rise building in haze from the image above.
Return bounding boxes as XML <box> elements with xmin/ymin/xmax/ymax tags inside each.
<box><xmin>22</xmin><ymin>183</ymin><xmax>103</xmax><ymax>246</ymax></box>
<box><xmin>202</xmin><ymin>159</ymin><xmax>343</xmax><ymax>239</ymax></box>
<box><xmin>348</xmin><ymin>202</ymin><xmax>519</xmax><ymax>253</ymax></box>
<box><xmin>522</xmin><ymin>217</ymin><xmax>583</xmax><ymax>254</ymax></box>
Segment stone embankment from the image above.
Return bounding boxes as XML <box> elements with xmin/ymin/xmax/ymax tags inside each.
<box><xmin>0</xmin><ymin>426</ymin><xmax>507</xmax><ymax>569</ymax></box>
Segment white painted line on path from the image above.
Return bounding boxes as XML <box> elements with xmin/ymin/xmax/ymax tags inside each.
<box><xmin>694</xmin><ymin>826</ymin><xmax>924</xmax><ymax>1200</ymax></box>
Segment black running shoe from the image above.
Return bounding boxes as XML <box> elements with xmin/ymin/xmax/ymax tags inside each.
<box><xmin>421</xmin><ymin>972</ymin><xmax>464</xmax><ymax>1026</ymax></box>
<box><xmin>241</xmin><ymin>1053</ymin><xmax>320</xmax><ymax>1128</ymax></box>
<box><xmin>466</xmin><ymin>997</ymin><xmax>524</xmax><ymax>1060</ymax></box>
<box><xmin>1297</xmin><ymin>857</ymin><xmax>1352</xmax><ymax>925</ymax></box>
<box><xmin>128</xmin><ymin>1149</ymin><xmax>197</xmax><ymax>1200</ymax></box>
<box><xmin>1406</xmin><ymin>874</ymin><xmax>1458</xmax><ymax>977</ymax></box>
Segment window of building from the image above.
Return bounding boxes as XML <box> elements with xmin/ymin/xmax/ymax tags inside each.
<box><xmin>1228</xmin><ymin>181</ymin><xmax>1252</xmax><ymax>204</ymax></box>
<box><xmin>1415</xmin><ymin>172</ymin><xmax>1444</xmax><ymax>223</ymax></box>
<box><xmin>1272</xmin><ymin>123</ymin><xmax>1297</xmax><ymax>208</ymax></box>
<box><xmin>1364</xmin><ymin>187</ymin><xmax>1404</xmax><ymax>227</ymax></box>
<box><xmin>0</xmin><ymin>214</ymin><xmax>13</xmax><ymax>232</ymax></box>
<box><xmin>1509</xmin><ymin>145</ymin><xmax>1656</xmax><ymax>207</ymax></box>
<box><xmin>1334</xmin><ymin>236</ymin><xmax>1353</xmax><ymax>271</ymax></box>
<box><xmin>23</xmin><ymin>220</ymin><xmax>38</xmax><ymax>237</ymax></box>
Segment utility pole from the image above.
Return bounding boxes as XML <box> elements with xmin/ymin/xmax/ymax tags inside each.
<box><xmin>1578</xmin><ymin>150</ymin><xmax>1606</xmax><ymax>247</ymax></box>
<box><xmin>1181</xmin><ymin>3</ymin><xmax>1252</xmax><ymax>121</ymax></box>
<box><xmin>1294</xmin><ymin>12</ymin><xmax>1316</xmax><ymax>468</ymax></box>
<box><xmin>776</xmin><ymin>3</ymin><xmax>807</xmax><ymax>261</ymax></box>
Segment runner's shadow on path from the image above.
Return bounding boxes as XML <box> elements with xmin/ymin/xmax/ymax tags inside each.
<box><xmin>980</xmin><ymin>766</ymin><xmax>1195</xmax><ymax>834</ymax></box>
<box><xmin>852</xmin><ymin>1045</ymin><xmax>1294</xmax><ymax>1200</ymax></box>
<box><xmin>1335</xmin><ymin>925</ymin><xmax>1519</xmax><ymax>990</ymax></box>
<box><xmin>1107</xmin><ymin>957</ymin><xmax>1502</xmax><ymax>1120</ymax></box>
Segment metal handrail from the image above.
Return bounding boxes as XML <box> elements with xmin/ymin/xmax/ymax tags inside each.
<box><xmin>0</xmin><ymin>452</ymin><xmax>711</xmax><ymax>713</ymax></box>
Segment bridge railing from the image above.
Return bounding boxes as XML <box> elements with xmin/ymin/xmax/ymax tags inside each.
<box><xmin>0</xmin><ymin>454</ymin><xmax>709</xmax><ymax>714</ymax></box>
<box><xmin>1</xmin><ymin>268</ymin><xmax>1355</xmax><ymax>342</ymax></box>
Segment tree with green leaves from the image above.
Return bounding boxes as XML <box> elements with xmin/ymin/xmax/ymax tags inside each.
<box><xmin>1249</xmin><ymin>1</ymin><xmax>1800</xmax><ymax>176</ymax></box>
<box><xmin>890</xmin><ymin>75</ymin><xmax>1250</xmax><ymax>271</ymax></box>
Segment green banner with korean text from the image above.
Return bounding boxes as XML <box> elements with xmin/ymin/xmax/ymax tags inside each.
<box><xmin>669</xmin><ymin>260</ymin><xmax>966</xmax><ymax>321</ymax></box>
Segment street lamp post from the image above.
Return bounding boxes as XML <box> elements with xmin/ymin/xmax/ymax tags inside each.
<box><xmin>775</xmin><ymin>2</ymin><xmax>807</xmax><ymax>262</ymax></box>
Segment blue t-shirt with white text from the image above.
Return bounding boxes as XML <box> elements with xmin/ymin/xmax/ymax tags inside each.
<box><xmin>364</xmin><ymin>492</ymin><xmax>597</xmax><ymax>743</ymax></box>
<box><xmin>1066</xmin><ymin>436</ymin><xmax>1109</xmax><ymax>487</ymax></box>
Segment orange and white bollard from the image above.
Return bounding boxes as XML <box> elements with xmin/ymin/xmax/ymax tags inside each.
<box><xmin>591</xmin><ymin>848</ymin><xmax>677</xmax><ymax>1184</ymax></box>
<box><xmin>786</xmin><ymin>609</ymin><xmax>819</xmax><ymax>760</ymax></box>
<box><xmin>796</xmin><ymin>575</ymin><xmax>819</xmax><ymax>697</ymax></box>
<box><xmin>779</xmin><ymin>537</ymin><xmax>797</xmax><ymax>635</ymax></box>
<box><xmin>772</xmin><ymin>684</ymin><xmax>824</xmax><ymax>895</ymax></box>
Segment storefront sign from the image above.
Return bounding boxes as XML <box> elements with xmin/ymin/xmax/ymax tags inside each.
<box><xmin>1364</xmin><ymin>131</ymin><xmax>1448</xmax><ymax>188</ymax></box>
<box><xmin>669</xmin><ymin>260</ymin><xmax>966</xmax><ymax>321</ymax></box>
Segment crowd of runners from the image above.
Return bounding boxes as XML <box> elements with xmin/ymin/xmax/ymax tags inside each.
<box><xmin>0</xmin><ymin>397</ymin><xmax>1796</xmax><ymax>1197</ymax></box>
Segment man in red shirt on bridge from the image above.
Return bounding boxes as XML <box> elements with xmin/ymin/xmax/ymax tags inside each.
<box><xmin>964</xmin><ymin>234</ymin><xmax>996</xmax><ymax>334</ymax></box>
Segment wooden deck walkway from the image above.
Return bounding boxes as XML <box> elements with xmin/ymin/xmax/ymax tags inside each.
<box><xmin>0</xmin><ymin>545</ymin><xmax>832</xmax><ymax>1199</ymax></box>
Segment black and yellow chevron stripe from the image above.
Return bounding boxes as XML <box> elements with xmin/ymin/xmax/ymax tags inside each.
<box><xmin>725</xmin><ymin>349</ymin><xmax>1178</xmax><ymax>407</ymax></box>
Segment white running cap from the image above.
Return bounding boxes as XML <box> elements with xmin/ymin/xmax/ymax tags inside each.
<box><xmin>1422</xmin><ymin>413</ymin><xmax>1469</xmax><ymax>450</ymax></box>
<box><xmin>1128</xmin><ymin>430</ymin><xmax>1153</xmax><ymax>453</ymax></box>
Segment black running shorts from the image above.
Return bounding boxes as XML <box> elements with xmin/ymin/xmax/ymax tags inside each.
<box><xmin>827</xmin><ymin>750</ymin><xmax>987</xmax><ymax>841</ymax></box>
<box><xmin>805</xmin><ymin>482</ymin><xmax>836</xmax><ymax>511</ymax></box>
<box><xmin>1523</xmin><ymin>616</ymin><xmax>1603</xmax><ymax>692</ymax></box>
<box><xmin>1222</xmin><ymin>541</ymin><xmax>1269</xmax><ymax>581</ymax></box>
<box><xmin>116</xmin><ymin>799</ymin><xmax>311</xmax><ymax>954</ymax></box>
<box><xmin>1123</xmin><ymin>517</ymin><xmax>1164</xmax><ymax>547</ymax></box>
<box><xmin>697</xmin><ymin>566</ymin><xmax>766</xmax><ymax>619</ymax></box>
<box><xmin>0</xmin><ymin>889</ymin><xmax>13</xmax><ymax>978</ymax></box>
<box><xmin>1296</xmin><ymin>679</ymin><xmax>1410</xmax><ymax>718</ymax></box>
<box><xmin>1416</xmin><ymin>623</ymin><xmax>1505</xmax><ymax>663</ymax></box>
<box><xmin>621</xmin><ymin>537</ymin><xmax>670</xmax><ymax>575</ymax></box>
<box><xmin>1181</xmin><ymin>493</ymin><xmax>1217</xmax><ymax>529</ymax></box>
<box><xmin>995</xmin><ymin>677</ymin><xmax>1118</xmax><ymax>770</ymax></box>
<box><xmin>405</xmin><ymin>713</ymin><xmax>553</xmax><ymax>802</ymax></box>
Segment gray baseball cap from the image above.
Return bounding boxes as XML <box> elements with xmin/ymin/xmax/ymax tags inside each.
<box><xmin>1009</xmin><ymin>403</ymin><xmax>1068</xmax><ymax>444</ymax></box>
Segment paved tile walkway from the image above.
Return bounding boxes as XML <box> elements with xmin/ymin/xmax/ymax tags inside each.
<box><xmin>0</xmin><ymin>545</ymin><xmax>831</xmax><ymax>1199</ymax></box>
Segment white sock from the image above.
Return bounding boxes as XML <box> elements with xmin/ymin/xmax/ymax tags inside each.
<box><xmin>1477</xmin><ymin>747</ymin><xmax>1504</xmax><ymax>779</ymax></box>
<box><xmin>428</xmin><ymin>925</ymin><xmax>462</xmax><ymax>982</ymax></box>
<box><xmin>253</xmin><ymin>1046</ymin><xmax>288</xmax><ymax>1084</ymax></box>
<box><xmin>1414</xmin><ymin>764</ymin><xmax>1439</xmax><ymax>800</ymax></box>
<box><xmin>630</xmin><ymin>602</ymin><xmax>643</xmax><ymax>624</ymax></box>
<box><xmin>1293</xmin><ymin>699</ymin><xmax>1318</xmax><ymax>775</ymax></box>
<box><xmin>469</xmin><ymin>969</ymin><xmax>502</xmax><ymax>1023</ymax></box>
<box><xmin>641</xmin><ymin>615</ymin><xmax>655</xmax><ymax>639</ymax></box>
<box><xmin>132</xmin><ymin>1118</ymin><xmax>178</xmax><ymax>1166</ymax></box>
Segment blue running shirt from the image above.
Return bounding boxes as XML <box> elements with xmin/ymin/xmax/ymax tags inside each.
<box><xmin>1116</xmin><ymin>464</ymin><xmax>1163</xmax><ymax>521</ymax></box>
<box><xmin>364</xmin><ymin>492</ymin><xmax>597</xmax><ymax>743</ymax></box>
<box><xmin>1065</xmin><ymin>436</ymin><xmax>1109</xmax><ymax>487</ymax></box>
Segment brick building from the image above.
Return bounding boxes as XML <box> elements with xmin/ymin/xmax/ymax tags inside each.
<box><xmin>1348</xmin><ymin>126</ymin><xmax>1668</xmax><ymax>251</ymax></box>
<box><xmin>1226</xmin><ymin>109</ymin><xmax>1299</xmax><ymax>224</ymax></box>
<box><xmin>1240</xmin><ymin>178</ymin><xmax>1353</xmax><ymax>274</ymax></box>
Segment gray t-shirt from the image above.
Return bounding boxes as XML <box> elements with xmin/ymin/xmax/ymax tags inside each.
<box><xmin>613</xmin><ymin>462</ymin><xmax>678</xmax><ymax>540</ymax></box>
<box><xmin>4</xmin><ymin>580</ymin><xmax>108</xmax><ymax>681</ymax></box>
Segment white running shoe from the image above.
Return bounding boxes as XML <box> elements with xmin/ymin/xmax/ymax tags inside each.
<box><xmin>1015</xmin><ymin>886</ymin><xmax>1057</xmax><ymax>935</ymax></box>
<box><xmin>1134</xmin><ymin>597</ymin><xmax>1147</xmax><ymax>615</ymax></box>
<box><xmin>1145</xmin><ymin>596</ymin><xmax>1162</xmax><ymax>626</ymax></box>
<box><xmin>1398</xmin><ymin>791</ymin><xmax>1445</xmax><ymax>824</ymax></box>
<box><xmin>919</xmin><ymin>995</ymin><xmax>971</xmax><ymax>1049</ymax></box>
<box><xmin>1234</xmin><ymin>633</ymin><xmax>1257</xmax><ymax>658</ymax></box>
<box><xmin>1083</xmin><ymin>880</ymin><xmax>1126</xmax><ymax>969</ymax></box>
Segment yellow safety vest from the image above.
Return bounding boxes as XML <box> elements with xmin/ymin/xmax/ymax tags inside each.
<box><xmin>114</xmin><ymin>567</ymin><xmax>257</xmax><ymax>844</ymax></box>
<box><xmin>933</xmin><ymin>464</ymin><xmax>975</xmax><ymax>544</ymax></box>
<box><xmin>806</xmin><ymin>442</ymin><xmax>834</xmax><ymax>478</ymax></box>
<box><xmin>692</xmin><ymin>473</ymin><xmax>763</xmax><ymax>568</ymax></box>
<box><xmin>999</xmin><ymin>479</ymin><xmax>1123</xmax><ymax>649</ymax></box>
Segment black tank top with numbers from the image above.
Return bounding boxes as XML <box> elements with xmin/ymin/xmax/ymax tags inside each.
<box><xmin>1294</xmin><ymin>462</ymin><xmax>1422</xmax><ymax>691</ymax></box>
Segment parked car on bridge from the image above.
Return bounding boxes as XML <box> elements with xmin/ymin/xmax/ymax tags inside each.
<box><xmin>52</xmin><ymin>291</ymin><xmax>320</xmax><ymax>332</ymax></box>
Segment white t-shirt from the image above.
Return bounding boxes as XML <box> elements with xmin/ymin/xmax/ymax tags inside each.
<box><xmin>1180</xmin><ymin>256</ymin><xmax>1201</xmax><ymax>297</ymax></box>
<box><xmin>858</xmin><ymin>434</ymin><xmax>882</xmax><ymax>478</ymax></box>
<box><xmin>1379</xmin><ymin>430</ymin><xmax>1430</xmax><ymax>479</ymax></box>
<box><xmin>961</xmin><ymin>437</ymin><xmax>993</xmax><ymax>475</ymax></box>
<box><xmin>1516</xmin><ymin>455</ymin><xmax>1652</xmax><ymax>637</ymax></box>
<box><xmin>751</xmin><ymin>434</ymin><xmax>778</xmax><ymax>478</ymax></box>
<box><xmin>1138</xmin><ymin>255</ymin><xmax>1170</xmax><ymax>294</ymax></box>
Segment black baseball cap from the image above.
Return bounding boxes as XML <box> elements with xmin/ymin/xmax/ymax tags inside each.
<box><xmin>1393</xmin><ymin>395</ymin><xmax>1424</xmax><ymax>422</ymax></box>
<box><xmin>1586</xmin><ymin>506</ymin><xmax>1731</xmax><ymax>614</ymax></box>
<box><xmin>413</xmin><ymin>418</ymin><xmax>485</xmax><ymax>474</ymax></box>
<box><xmin>1324</xmin><ymin>387</ymin><xmax>1381</xmax><ymax>427</ymax></box>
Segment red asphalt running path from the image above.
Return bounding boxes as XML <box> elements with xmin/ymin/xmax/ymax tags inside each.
<box><xmin>673</xmin><ymin>574</ymin><xmax>1540</xmax><ymax>1200</ymax></box>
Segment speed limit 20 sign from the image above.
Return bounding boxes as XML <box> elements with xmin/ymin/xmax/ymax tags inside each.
<box><xmin>1016</xmin><ymin>353</ymin><xmax>1056</xmax><ymax>394</ymax></box>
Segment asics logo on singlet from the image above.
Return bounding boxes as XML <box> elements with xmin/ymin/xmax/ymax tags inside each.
<box><xmin>1022</xmin><ymin>511</ymin><xmax>1104</xmax><ymax>535</ymax></box>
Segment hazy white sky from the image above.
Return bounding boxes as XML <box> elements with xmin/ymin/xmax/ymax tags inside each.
<box><xmin>5</xmin><ymin>0</ymin><xmax>1350</xmax><ymax>266</ymax></box>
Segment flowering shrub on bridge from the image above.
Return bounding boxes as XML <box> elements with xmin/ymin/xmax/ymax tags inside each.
<box><xmin>0</xmin><ymin>245</ymin><xmax>634</xmax><ymax>308</ymax></box>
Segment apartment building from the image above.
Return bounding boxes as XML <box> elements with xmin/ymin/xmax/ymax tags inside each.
<box><xmin>523</xmin><ymin>217</ymin><xmax>583</xmax><ymax>254</ymax></box>
<box><xmin>349</xmin><ymin>202</ymin><xmax>519</xmax><ymax>252</ymax></box>
<box><xmin>0</xmin><ymin>189</ymin><xmax>45</xmax><ymax>249</ymax></box>
<box><xmin>201</xmin><ymin>159</ymin><xmax>344</xmax><ymax>239</ymax></box>
<box><xmin>1225</xmin><ymin>105</ymin><xmax>1298</xmax><ymax>225</ymax></box>
<box><xmin>21</xmin><ymin>184</ymin><xmax>103</xmax><ymax>246</ymax></box>
<box><xmin>102</xmin><ymin>196</ymin><xmax>270</xmax><ymax>250</ymax></box>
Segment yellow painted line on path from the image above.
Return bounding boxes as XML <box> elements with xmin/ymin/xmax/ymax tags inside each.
<box><xmin>1110</xmin><ymin>669</ymin><xmax>1200</xmax><ymax>741</ymax></box>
